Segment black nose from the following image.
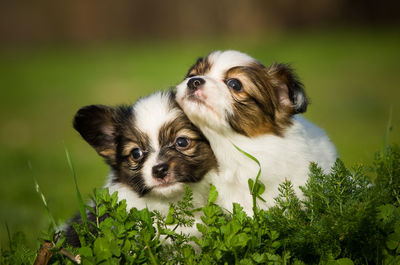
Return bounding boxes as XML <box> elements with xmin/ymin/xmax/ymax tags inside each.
<box><xmin>152</xmin><ymin>163</ymin><xmax>169</xmax><ymax>179</ymax></box>
<box><xmin>187</xmin><ymin>77</ymin><xmax>205</xmax><ymax>91</ymax></box>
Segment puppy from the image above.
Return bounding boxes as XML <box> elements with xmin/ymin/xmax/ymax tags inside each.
<box><xmin>176</xmin><ymin>50</ymin><xmax>338</xmax><ymax>215</ymax></box>
<box><xmin>66</xmin><ymin>90</ymin><xmax>218</xmax><ymax>246</ymax></box>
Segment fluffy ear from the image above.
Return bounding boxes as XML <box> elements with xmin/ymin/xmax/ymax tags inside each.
<box><xmin>73</xmin><ymin>105</ymin><xmax>117</xmax><ymax>163</ymax></box>
<box><xmin>267</xmin><ymin>63</ymin><xmax>309</xmax><ymax>114</ymax></box>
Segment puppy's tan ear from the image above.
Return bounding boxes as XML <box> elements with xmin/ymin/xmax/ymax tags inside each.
<box><xmin>267</xmin><ymin>63</ymin><xmax>309</xmax><ymax>114</ymax></box>
<box><xmin>73</xmin><ymin>105</ymin><xmax>117</xmax><ymax>164</ymax></box>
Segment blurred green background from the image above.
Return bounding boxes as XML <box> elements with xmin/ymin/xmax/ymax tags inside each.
<box><xmin>0</xmin><ymin>0</ymin><xmax>399</xmax><ymax>247</ymax></box>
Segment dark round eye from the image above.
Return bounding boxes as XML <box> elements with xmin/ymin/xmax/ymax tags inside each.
<box><xmin>131</xmin><ymin>148</ymin><xmax>143</xmax><ymax>161</ymax></box>
<box><xmin>226</xmin><ymin>78</ymin><xmax>242</xmax><ymax>92</ymax></box>
<box><xmin>175</xmin><ymin>136</ymin><xmax>190</xmax><ymax>149</ymax></box>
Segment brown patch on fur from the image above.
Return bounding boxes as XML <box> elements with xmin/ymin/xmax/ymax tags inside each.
<box><xmin>266</xmin><ymin>63</ymin><xmax>308</xmax><ymax>114</ymax></box>
<box><xmin>158</xmin><ymin>110</ymin><xmax>217</xmax><ymax>183</ymax></box>
<box><xmin>121</xmin><ymin>142</ymin><xmax>140</xmax><ymax>157</ymax></box>
<box><xmin>99</xmin><ymin>149</ymin><xmax>115</xmax><ymax>158</ymax></box>
<box><xmin>116</xmin><ymin>117</ymin><xmax>152</xmax><ymax>195</ymax></box>
<box><xmin>225</xmin><ymin>62</ymin><xmax>306</xmax><ymax>137</ymax></box>
<box><xmin>186</xmin><ymin>57</ymin><xmax>212</xmax><ymax>78</ymax></box>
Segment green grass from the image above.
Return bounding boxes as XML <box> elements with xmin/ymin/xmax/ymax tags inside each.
<box><xmin>0</xmin><ymin>27</ymin><xmax>399</xmax><ymax>247</ymax></box>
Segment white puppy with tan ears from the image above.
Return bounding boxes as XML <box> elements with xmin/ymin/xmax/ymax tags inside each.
<box><xmin>176</xmin><ymin>50</ymin><xmax>338</xmax><ymax>215</ymax></box>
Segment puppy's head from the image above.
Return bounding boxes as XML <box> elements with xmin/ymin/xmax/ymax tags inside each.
<box><xmin>73</xmin><ymin>91</ymin><xmax>217</xmax><ymax>198</ymax></box>
<box><xmin>176</xmin><ymin>50</ymin><xmax>309</xmax><ymax>136</ymax></box>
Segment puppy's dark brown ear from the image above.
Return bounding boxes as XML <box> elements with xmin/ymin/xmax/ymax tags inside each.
<box><xmin>267</xmin><ymin>63</ymin><xmax>309</xmax><ymax>114</ymax></box>
<box><xmin>73</xmin><ymin>105</ymin><xmax>117</xmax><ymax>164</ymax></box>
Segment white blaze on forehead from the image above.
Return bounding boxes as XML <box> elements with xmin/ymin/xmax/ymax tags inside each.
<box><xmin>132</xmin><ymin>91</ymin><xmax>181</xmax><ymax>187</ymax></box>
<box><xmin>133</xmin><ymin>92</ymin><xmax>180</xmax><ymax>150</ymax></box>
<box><xmin>207</xmin><ymin>50</ymin><xmax>256</xmax><ymax>78</ymax></box>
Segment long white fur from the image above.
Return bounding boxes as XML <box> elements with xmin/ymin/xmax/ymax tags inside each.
<box><xmin>176</xmin><ymin>50</ymin><xmax>338</xmax><ymax>215</ymax></box>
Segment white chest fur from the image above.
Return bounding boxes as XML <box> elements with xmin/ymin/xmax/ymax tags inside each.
<box><xmin>202</xmin><ymin>115</ymin><xmax>337</xmax><ymax>215</ymax></box>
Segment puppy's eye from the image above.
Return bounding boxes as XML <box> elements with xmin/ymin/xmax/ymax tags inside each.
<box><xmin>175</xmin><ymin>136</ymin><xmax>190</xmax><ymax>149</ymax></box>
<box><xmin>130</xmin><ymin>148</ymin><xmax>143</xmax><ymax>161</ymax></box>
<box><xmin>226</xmin><ymin>78</ymin><xmax>242</xmax><ymax>92</ymax></box>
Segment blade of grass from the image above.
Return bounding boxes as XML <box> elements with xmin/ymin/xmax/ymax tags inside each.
<box><xmin>144</xmin><ymin>238</ymin><xmax>159</xmax><ymax>265</ymax></box>
<box><xmin>233</xmin><ymin>144</ymin><xmax>265</xmax><ymax>248</ymax></box>
<box><xmin>5</xmin><ymin>222</ymin><xmax>11</xmax><ymax>250</ymax></box>
<box><xmin>64</xmin><ymin>146</ymin><xmax>88</xmax><ymax>227</ymax></box>
<box><xmin>233</xmin><ymin>145</ymin><xmax>261</xmax><ymax>187</ymax></box>
<box><xmin>232</xmin><ymin>144</ymin><xmax>264</xmax><ymax>211</ymax></box>
<box><xmin>29</xmin><ymin>161</ymin><xmax>57</xmax><ymax>230</ymax></box>
<box><xmin>382</xmin><ymin>106</ymin><xmax>393</xmax><ymax>154</ymax></box>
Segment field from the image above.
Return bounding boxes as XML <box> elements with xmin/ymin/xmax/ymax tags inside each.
<box><xmin>0</xmin><ymin>27</ymin><xmax>399</xmax><ymax>247</ymax></box>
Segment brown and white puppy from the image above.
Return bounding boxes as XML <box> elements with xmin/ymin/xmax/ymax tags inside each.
<box><xmin>66</xmin><ymin>90</ymin><xmax>217</xmax><ymax>246</ymax></box>
<box><xmin>176</xmin><ymin>50</ymin><xmax>337</xmax><ymax>215</ymax></box>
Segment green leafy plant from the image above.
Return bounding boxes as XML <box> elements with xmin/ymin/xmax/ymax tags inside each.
<box><xmin>1</xmin><ymin>145</ymin><xmax>399</xmax><ymax>264</ymax></box>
